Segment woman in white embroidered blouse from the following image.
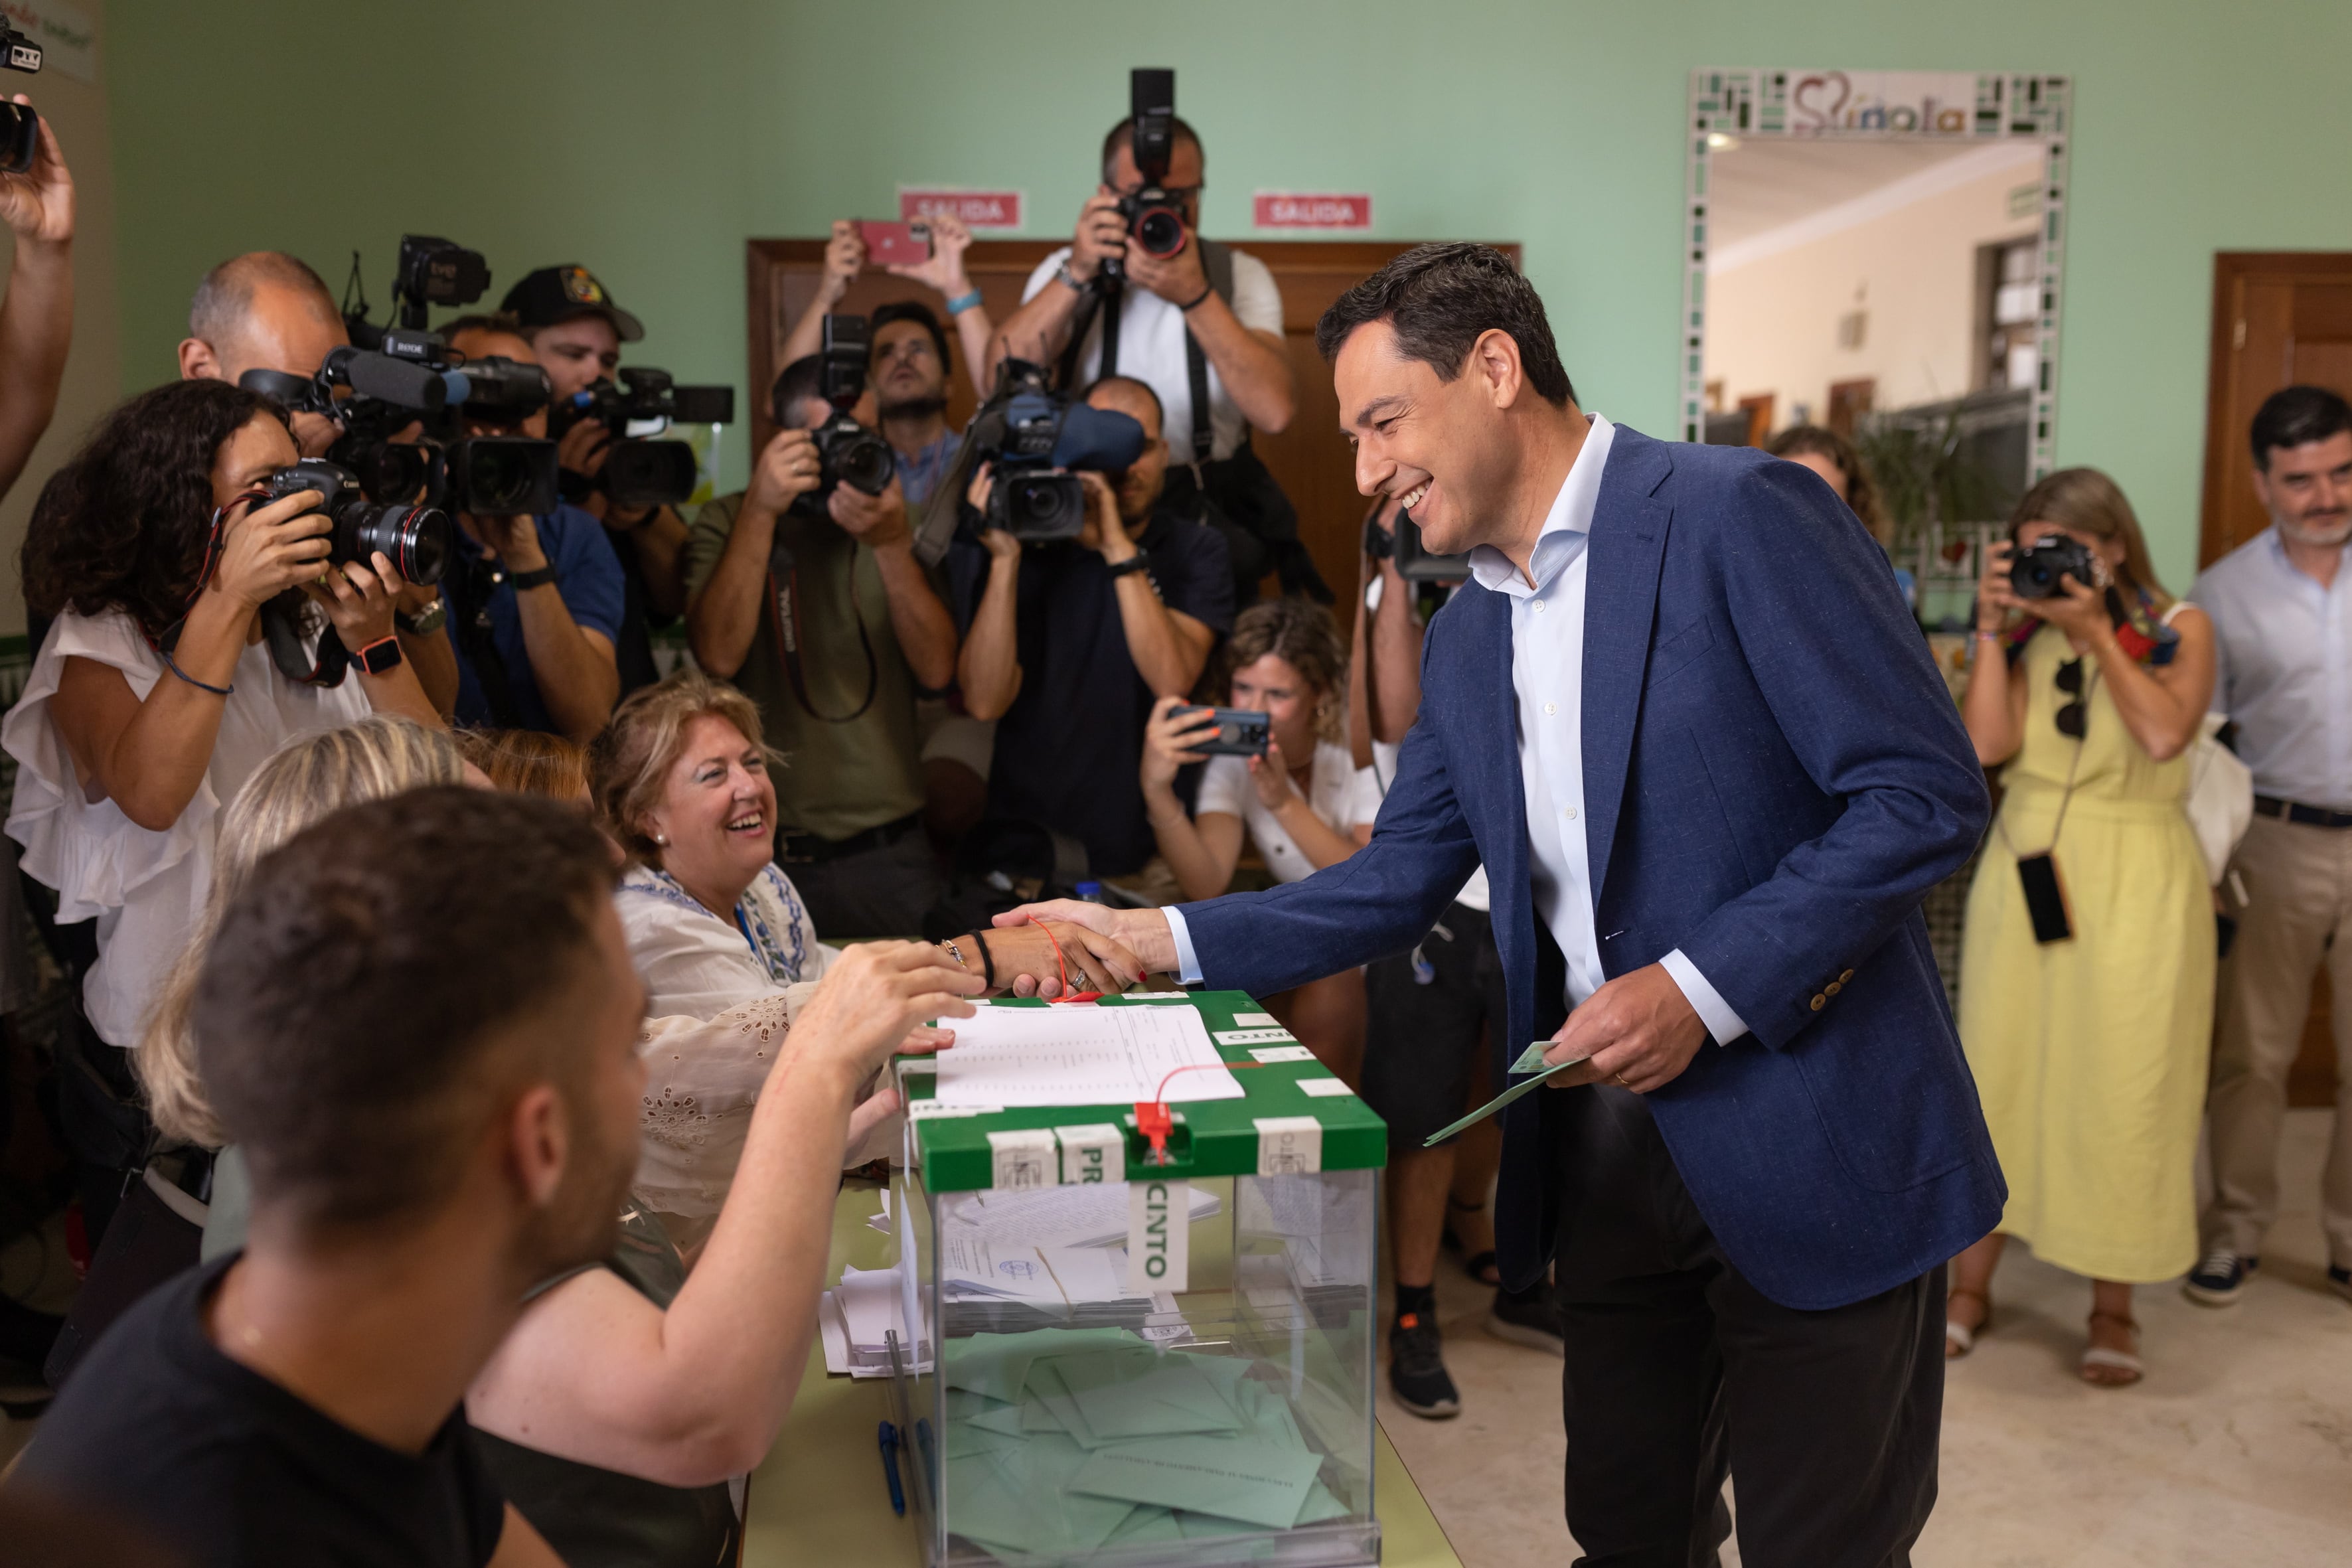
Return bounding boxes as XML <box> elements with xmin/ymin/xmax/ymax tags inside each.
<box><xmin>5</xmin><ymin>381</ymin><xmax>441</xmax><ymax>1056</ymax></box>
<box><xmin>591</xmin><ymin>672</ymin><xmax>1138</xmax><ymax>1220</ymax></box>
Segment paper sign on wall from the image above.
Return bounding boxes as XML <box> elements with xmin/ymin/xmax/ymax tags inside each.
<box><xmin>1253</xmin><ymin>192</ymin><xmax>1372</xmax><ymax>230</ymax></box>
<box><xmin>899</xmin><ymin>187</ymin><xmax>1025</xmax><ymax>232</ymax></box>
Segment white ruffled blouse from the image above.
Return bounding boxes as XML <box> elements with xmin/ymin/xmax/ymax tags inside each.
<box><xmin>615</xmin><ymin>862</ymin><xmax>841</xmax><ymax>1217</ymax></box>
<box><xmin>2</xmin><ymin>609</ymin><xmax>371</xmax><ymax>1048</ymax></box>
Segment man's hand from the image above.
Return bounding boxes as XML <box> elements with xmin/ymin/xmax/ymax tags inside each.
<box><xmin>1125</xmin><ymin>228</ymin><xmax>1208</xmax><ymax>307</ymax></box>
<box><xmin>0</xmin><ymin>98</ymin><xmax>72</xmax><ymax>246</ymax></box>
<box><xmin>817</xmin><ymin>219</ymin><xmax>866</xmax><ymax>306</ymax></box>
<box><xmin>469</xmin><ymin>514</ymin><xmax>548</xmax><ymax>573</ymax></box>
<box><xmin>890</xmin><ymin>212</ymin><xmax>976</xmax><ymax>299</ymax></box>
<box><xmin>1543</xmin><ymin>963</ymin><xmax>1710</xmax><ymax>1095</ymax></box>
<box><xmin>973</xmin><ymin>919</ymin><xmax>1144</xmax><ymax>997</ymax></box>
<box><xmin>994</xmin><ymin>900</ymin><xmax>1178</xmax><ymax>986</ymax></box>
<box><xmin>1067</xmin><ymin>190</ymin><xmax>1127</xmax><ymax>285</ymax></box>
<box><xmin>558</xmin><ymin>417</ymin><xmax>611</xmax><ymax>482</ymax></box>
<box><xmin>830</xmin><ymin>475</ymin><xmax>910</xmax><ymax>548</ymax></box>
<box><xmin>744</xmin><ymin>428</ymin><xmax>823</xmax><ymax>518</ymax></box>
<box><xmin>1075</xmin><ymin>471</ymin><xmax>1130</xmax><ymax>560</ymax></box>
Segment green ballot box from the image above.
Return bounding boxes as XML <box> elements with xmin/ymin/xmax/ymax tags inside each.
<box><xmin>881</xmin><ymin>990</ymin><xmax>1388</xmax><ymax>1566</ymax></box>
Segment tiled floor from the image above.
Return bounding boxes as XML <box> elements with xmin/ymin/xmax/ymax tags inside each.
<box><xmin>1377</xmin><ymin>1108</ymin><xmax>2352</xmax><ymax>1567</ymax></box>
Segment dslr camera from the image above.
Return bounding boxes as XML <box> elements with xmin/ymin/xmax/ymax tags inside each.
<box><xmin>786</xmin><ymin>315</ymin><xmax>896</xmax><ymax>505</ymax></box>
<box><xmin>1107</xmin><ymin>68</ymin><xmax>1186</xmax><ymax>275</ymax></box>
<box><xmin>2008</xmin><ymin>534</ymin><xmax>2100</xmax><ymax>601</ymax></box>
<box><xmin>257</xmin><ymin>458</ymin><xmax>450</xmax><ymax>588</ymax></box>
<box><xmin>0</xmin><ymin>16</ymin><xmax>42</xmax><ymax>176</ymax></box>
<box><xmin>965</xmin><ymin>360</ymin><xmax>1147</xmax><ymax>543</ymax></box>
<box><xmin>552</xmin><ymin>367</ymin><xmax>736</xmax><ymax>510</ymax></box>
<box><xmin>1363</xmin><ymin>505</ymin><xmax>1471</xmax><ymax>582</ymax></box>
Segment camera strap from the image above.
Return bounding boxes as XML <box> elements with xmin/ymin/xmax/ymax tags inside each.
<box><xmin>260</xmin><ymin>595</ymin><xmax>351</xmax><ymax>687</ymax></box>
<box><xmin>443</xmin><ymin>552</ymin><xmax>526</xmax><ymax>728</ymax></box>
<box><xmin>765</xmin><ymin>533</ymin><xmax>879</xmax><ymax>725</ymax></box>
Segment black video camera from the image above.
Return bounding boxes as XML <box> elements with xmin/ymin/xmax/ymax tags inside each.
<box><xmin>967</xmin><ymin>360</ymin><xmax>1147</xmax><ymax>543</ymax></box>
<box><xmin>341</xmin><ymin>234</ymin><xmax>492</xmax><ymax>347</ymax></box>
<box><xmin>2008</xmin><ymin>534</ymin><xmax>2100</xmax><ymax>601</ymax></box>
<box><xmin>242</xmin><ymin>339</ymin><xmax>468</xmax><ymax>505</ymax></box>
<box><xmin>258</xmin><ymin>459</ymin><xmax>450</xmax><ymax>588</ymax></box>
<box><xmin>789</xmin><ymin>316</ymin><xmax>895</xmax><ymax>504</ymax></box>
<box><xmin>552</xmin><ymin>367</ymin><xmax>736</xmax><ymax>510</ymax></box>
<box><xmin>1107</xmin><ymin>68</ymin><xmax>1186</xmax><ymax>275</ymax></box>
<box><xmin>1363</xmin><ymin>505</ymin><xmax>1472</xmax><ymax>582</ymax></box>
<box><xmin>0</xmin><ymin>17</ymin><xmax>42</xmax><ymax>176</ymax></box>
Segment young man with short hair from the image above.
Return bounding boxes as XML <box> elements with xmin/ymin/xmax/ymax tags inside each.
<box><xmin>2188</xmin><ymin>384</ymin><xmax>2352</xmax><ymax>1308</ymax></box>
<box><xmin>8</xmin><ymin>790</ymin><xmax>638</xmax><ymax>1567</ymax></box>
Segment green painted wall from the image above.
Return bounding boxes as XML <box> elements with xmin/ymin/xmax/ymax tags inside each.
<box><xmin>105</xmin><ymin>0</ymin><xmax>2352</xmax><ymax>586</ymax></box>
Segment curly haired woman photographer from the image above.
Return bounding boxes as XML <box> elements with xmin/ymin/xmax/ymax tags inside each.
<box><xmin>5</xmin><ymin>380</ymin><xmax>439</xmax><ymax>1231</ymax></box>
<box><xmin>1950</xmin><ymin>467</ymin><xmax>2216</xmax><ymax>1387</ymax></box>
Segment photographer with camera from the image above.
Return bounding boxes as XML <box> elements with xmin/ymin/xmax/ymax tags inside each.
<box><xmin>5</xmin><ymin>380</ymin><xmax>439</xmax><ymax>1227</ymax></box>
<box><xmin>991</xmin><ymin>78</ymin><xmax>1307</xmax><ymax>605</ymax></box>
<box><xmin>178</xmin><ymin>252</ymin><xmax>351</xmax><ymax>459</ymax></box>
<box><xmin>952</xmin><ymin>374</ymin><xmax>1232</xmax><ymax>893</ymax></box>
<box><xmin>0</xmin><ymin>92</ymin><xmax>74</xmax><ymax>507</ymax></box>
<box><xmin>427</xmin><ymin>316</ymin><xmax>625</xmax><ymax>742</ymax></box>
<box><xmin>685</xmin><ymin>349</ymin><xmax>957</xmax><ymax>937</ymax></box>
<box><xmin>504</xmin><ymin>264</ymin><xmax>694</xmax><ymax>696</ymax></box>
<box><xmin>1950</xmin><ymin>467</ymin><xmax>2216</xmax><ymax>1387</ymax></box>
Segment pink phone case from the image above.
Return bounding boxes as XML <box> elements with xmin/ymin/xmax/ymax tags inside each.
<box><xmin>859</xmin><ymin>221</ymin><xmax>931</xmax><ymax>268</ymax></box>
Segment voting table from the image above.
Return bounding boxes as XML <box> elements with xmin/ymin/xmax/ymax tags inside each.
<box><xmin>749</xmin><ymin>990</ymin><xmax>1408</xmax><ymax>1568</ymax></box>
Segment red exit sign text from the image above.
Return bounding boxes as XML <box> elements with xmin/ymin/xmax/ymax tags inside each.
<box><xmin>1253</xmin><ymin>192</ymin><xmax>1372</xmax><ymax>230</ymax></box>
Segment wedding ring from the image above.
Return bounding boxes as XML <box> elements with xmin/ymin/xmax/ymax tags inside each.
<box><xmin>1614</xmin><ymin>1073</ymin><xmax>1632</xmax><ymax>1089</ymax></box>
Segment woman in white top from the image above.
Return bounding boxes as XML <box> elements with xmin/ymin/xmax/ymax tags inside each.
<box><xmin>7</xmin><ymin>380</ymin><xmax>439</xmax><ymax>1054</ymax></box>
<box><xmin>1141</xmin><ymin>598</ymin><xmax>1373</xmax><ymax>1078</ymax></box>
<box><xmin>591</xmin><ymin>672</ymin><xmax>1140</xmax><ymax>1221</ymax></box>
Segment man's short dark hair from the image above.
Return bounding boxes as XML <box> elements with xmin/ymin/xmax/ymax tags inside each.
<box><xmin>188</xmin><ymin>251</ymin><xmax>336</xmax><ymax>347</ymax></box>
<box><xmin>438</xmin><ymin>311</ymin><xmax>526</xmax><ymax>343</ymax></box>
<box><xmin>1081</xmin><ymin>373</ymin><xmax>1164</xmax><ymax>432</ymax></box>
<box><xmin>1314</xmin><ymin>242</ymin><xmax>1575</xmax><ymax>408</ymax></box>
<box><xmin>1101</xmin><ymin>114</ymin><xmax>1203</xmax><ymax>185</ymax></box>
<box><xmin>192</xmin><ymin>787</ymin><xmax>620</xmax><ymax>1231</ymax></box>
<box><xmin>871</xmin><ymin>299</ymin><xmax>952</xmax><ymax>375</ymax></box>
<box><xmin>2250</xmin><ymin>385</ymin><xmax>2352</xmax><ymax>469</ymax></box>
<box><xmin>773</xmin><ymin>353</ymin><xmax>823</xmax><ymax>427</ymax></box>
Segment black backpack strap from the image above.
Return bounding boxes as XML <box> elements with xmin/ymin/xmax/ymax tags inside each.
<box><xmin>445</xmin><ymin>557</ymin><xmax>525</xmax><ymax>728</ymax></box>
<box><xmin>1056</xmin><ymin>262</ymin><xmax>1111</xmax><ymax>390</ymax></box>
<box><xmin>1182</xmin><ymin>240</ymin><xmax>1240</xmax><ymax>465</ymax></box>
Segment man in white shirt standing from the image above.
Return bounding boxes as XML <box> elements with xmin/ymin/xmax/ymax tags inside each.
<box><xmin>2186</xmin><ymin>384</ymin><xmax>2352</xmax><ymax>1309</ymax></box>
<box><xmin>990</xmin><ymin>106</ymin><xmax>1312</xmax><ymax>603</ymax></box>
<box><xmin>997</xmin><ymin>244</ymin><xmax>1998</xmax><ymax>1564</ymax></box>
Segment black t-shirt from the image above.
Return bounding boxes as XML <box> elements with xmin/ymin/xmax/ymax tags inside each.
<box><xmin>13</xmin><ymin>1255</ymin><xmax>508</xmax><ymax>1568</ymax></box>
<box><xmin>948</xmin><ymin>505</ymin><xmax>1235</xmax><ymax>877</ymax></box>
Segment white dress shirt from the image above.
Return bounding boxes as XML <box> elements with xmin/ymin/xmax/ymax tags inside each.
<box><xmin>2189</xmin><ymin>527</ymin><xmax>2352</xmax><ymax>811</ymax></box>
<box><xmin>1169</xmin><ymin>414</ymin><xmax>1750</xmax><ymax>1045</ymax></box>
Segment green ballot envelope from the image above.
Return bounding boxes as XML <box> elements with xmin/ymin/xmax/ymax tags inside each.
<box><xmin>1420</xmin><ymin>1042</ymin><xmax>1593</xmax><ymax>1148</ymax></box>
<box><xmin>885</xmin><ymin>990</ymin><xmax>1387</xmax><ymax>1567</ymax></box>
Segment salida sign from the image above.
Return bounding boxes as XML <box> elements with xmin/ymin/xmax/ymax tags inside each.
<box><xmin>898</xmin><ymin>187</ymin><xmax>1024</xmax><ymax>232</ymax></box>
<box><xmin>1253</xmin><ymin>191</ymin><xmax>1372</xmax><ymax>230</ymax></box>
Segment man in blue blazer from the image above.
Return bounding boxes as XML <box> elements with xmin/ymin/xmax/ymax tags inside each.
<box><xmin>1003</xmin><ymin>244</ymin><xmax>2000</xmax><ymax>1566</ymax></box>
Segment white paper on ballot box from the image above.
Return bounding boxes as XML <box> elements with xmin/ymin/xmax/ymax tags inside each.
<box><xmin>930</xmin><ymin>1004</ymin><xmax>1243</xmax><ymax>1107</ymax></box>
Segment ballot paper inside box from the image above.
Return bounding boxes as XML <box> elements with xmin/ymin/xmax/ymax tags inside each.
<box><xmin>884</xmin><ymin>990</ymin><xmax>1386</xmax><ymax>1568</ymax></box>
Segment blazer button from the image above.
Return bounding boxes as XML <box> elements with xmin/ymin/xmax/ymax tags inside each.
<box><xmin>1810</xmin><ymin>994</ymin><xmax>1827</xmax><ymax>1012</ymax></box>
<box><xmin>1839</xmin><ymin>969</ymin><xmax>1855</xmax><ymax>984</ymax></box>
<box><xmin>1826</xmin><ymin>981</ymin><xmax>1843</xmax><ymax>998</ymax></box>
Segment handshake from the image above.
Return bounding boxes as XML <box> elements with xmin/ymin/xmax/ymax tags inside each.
<box><xmin>974</xmin><ymin>902</ymin><xmax>1181</xmax><ymax>994</ymax></box>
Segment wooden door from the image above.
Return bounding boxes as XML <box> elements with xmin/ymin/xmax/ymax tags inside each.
<box><xmin>2198</xmin><ymin>252</ymin><xmax>2352</xmax><ymax>1108</ymax></box>
<box><xmin>744</xmin><ymin>238</ymin><xmax>1516</xmax><ymax>630</ymax></box>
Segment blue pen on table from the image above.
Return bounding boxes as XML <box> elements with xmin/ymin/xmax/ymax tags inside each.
<box><xmin>877</xmin><ymin>1420</ymin><xmax>906</xmax><ymax>1516</ymax></box>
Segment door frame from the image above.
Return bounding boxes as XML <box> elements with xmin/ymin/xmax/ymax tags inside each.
<box><xmin>2197</xmin><ymin>251</ymin><xmax>2352</xmax><ymax>566</ymax></box>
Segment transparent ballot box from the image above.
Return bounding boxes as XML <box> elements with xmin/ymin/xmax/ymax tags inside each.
<box><xmin>883</xmin><ymin>991</ymin><xmax>1387</xmax><ymax>1567</ymax></box>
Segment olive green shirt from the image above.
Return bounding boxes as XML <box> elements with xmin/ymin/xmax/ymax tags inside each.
<box><xmin>686</xmin><ymin>492</ymin><xmax>928</xmax><ymax>841</ymax></box>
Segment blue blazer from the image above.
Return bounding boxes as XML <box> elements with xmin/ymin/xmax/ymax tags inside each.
<box><xmin>1183</xmin><ymin>425</ymin><xmax>2003</xmax><ymax>1310</ymax></box>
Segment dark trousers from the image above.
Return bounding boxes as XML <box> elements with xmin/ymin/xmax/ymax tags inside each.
<box><xmin>1543</xmin><ymin>1082</ymin><xmax>1943</xmax><ymax>1567</ymax></box>
<box><xmin>780</xmin><ymin>823</ymin><xmax>942</xmax><ymax>939</ymax></box>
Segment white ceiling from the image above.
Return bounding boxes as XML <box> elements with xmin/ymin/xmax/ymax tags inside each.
<box><xmin>1708</xmin><ymin>139</ymin><xmax>2043</xmax><ymax>250</ymax></box>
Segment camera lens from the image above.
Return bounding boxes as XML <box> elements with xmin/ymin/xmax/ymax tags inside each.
<box><xmin>331</xmin><ymin>501</ymin><xmax>450</xmax><ymax>588</ymax></box>
<box><xmin>1135</xmin><ymin>206</ymin><xmax>1186</xmax><ymax>258</ymax></box>
<box><xmin>1010</xmin><ymin>474</ymin><xmax>1087</xmax><ymax>541</ymax></box>
<box><xmin>821</xmin><ymin>422</ymin><xmax>896</xmax><ymax>497</ymax></box>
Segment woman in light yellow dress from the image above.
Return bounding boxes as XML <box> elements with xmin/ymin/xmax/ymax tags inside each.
<box><xmin>1949</xmin><ymin>468</ymin><xmax>2217</xmax><ymax>1387</ymax></box>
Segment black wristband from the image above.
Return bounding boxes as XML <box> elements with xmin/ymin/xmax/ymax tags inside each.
<box><xmin>1177</xmin><ymin>285</ymin><xmax>1214</xmax><ymax>312</ymax></box>
<box><xmin>503</xmin><ymin>565</ymin><xmax>559</xmax><ymax>592</ymax></box>
<box><xmin>1106</xmin><ymin>550</ymin><xmax>1152</xmax><ymax>580</ymax></box>
<box><xmin>967</xmin><ymin>931</ymin><xmax>997</xmax><ymax>989</ymax></box>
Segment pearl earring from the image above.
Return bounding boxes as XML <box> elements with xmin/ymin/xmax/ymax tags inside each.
<box><xmin>653</xmin><ymin>832</ymin><xmax>668</xmax><ymax>846</ymax></box>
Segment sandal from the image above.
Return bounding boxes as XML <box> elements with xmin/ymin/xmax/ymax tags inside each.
<box><xmin>1443</xmin><ymin>1197</ymin><xmax>1502</xmax><ymax>1287</ymax></box>
<box><xmin>1944</xmin><ymin>1287</ymin><xmax>1992</xmax><ymax>1358</ymax></box>
<box><xmin>2080</xmin><ymin>1311</ymin><xmax>2143</xmax><ymax>1387</ymax></box>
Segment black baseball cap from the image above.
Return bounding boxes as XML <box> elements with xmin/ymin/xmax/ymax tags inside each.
<box><xmin>499</xmin><ymin>264</ymin><xmax>645</xmax><ymax>343</ymax></box>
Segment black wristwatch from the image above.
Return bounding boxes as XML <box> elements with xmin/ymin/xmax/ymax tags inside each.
<box><xmin>1106</xmin><ymin>550</ymin><xmax>1153</xmax><ymax>580</ymax></box>
<box><xmin>503</xmin><ymin>565</ymin><xmax>560</xmax><ymax>592</ymax></box>
<box><xmin>396</xmin><ymin>600</ymin><xmax>447</xmax><ymax>636</ymax></box>
<box><xmin>353</xmin><ymin>636</ymin><xmax>405</xmax><ymax>676</ymax></box>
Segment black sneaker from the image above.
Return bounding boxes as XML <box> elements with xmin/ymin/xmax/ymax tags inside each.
<box><xmin>1487</xmin><ymin>1281</ymin><xmax>1564</xmax><ymax>1356</ymax></box>
<box><xmin>1388</xmin><ymin>1311</ymin><xmax>1461</xmax><ymax>1419</ymax></box>
<box><xmin>2183</xmin><ymin>1247</ymin><xmax>2258</xmax><ymax>1306</ymax></box>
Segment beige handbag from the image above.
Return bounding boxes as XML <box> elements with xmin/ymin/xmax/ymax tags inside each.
<box><xmin>2184</xmin><ymin>712</ymin><xmax>2253</xmax><ymax>886</ymax></box>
